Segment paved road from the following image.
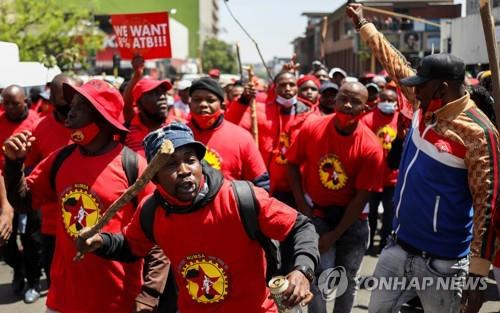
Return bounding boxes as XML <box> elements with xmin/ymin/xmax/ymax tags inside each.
<box><xmin>0</xmin><ymin>255</ymin><xmax>498</xmax><ymax>313</ymax></box>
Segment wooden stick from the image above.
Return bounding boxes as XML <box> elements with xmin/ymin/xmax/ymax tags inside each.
<box><xmin>236</xmin><ymin>42</ymin><xmax>243</xmax><ymax>81</ymax></box>
<box><xmin>245</xmin><ymin>65</ymin><xmax>259</xmax><ymax>147</ymax></box>
<box><xmin>361</xmin><ymin>5</ymin><xmax>441</xmax><ymax>28</ymax></box>
<box><xmin>79</xmin><ymin>140</ymin><xmax>174</xmax><ymax>240</ymax></box>
<box><xmin>479</xmin><ymin>0</ymin><xmax>500</xmax><ymax>130</ymax></box>
<box><xmin>320</xmin><ymin>16</ymin><xmax>328</xmax><ymax>63</ymax></box>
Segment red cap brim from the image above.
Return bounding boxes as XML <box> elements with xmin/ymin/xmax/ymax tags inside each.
<box><xmin>63</xmin><ymin>83</ymin><xmax>129</xmax><ymax>133</ymax></box>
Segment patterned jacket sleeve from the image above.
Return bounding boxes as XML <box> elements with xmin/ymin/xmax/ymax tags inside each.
<box><xmin>465</xmin><ymin>109</ymin><xmax>500</xmax><ymax>276</ymax></box>
<box><xmin>359</xmin><ymin>23</ymin><xmax>418</xmax><ymax>108</ymax></box>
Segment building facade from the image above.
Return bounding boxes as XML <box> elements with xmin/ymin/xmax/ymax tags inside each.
<box><xmin>294</xmin><ymin>1</ymin><xmax>461</xmax><ymax>76</ymax></box>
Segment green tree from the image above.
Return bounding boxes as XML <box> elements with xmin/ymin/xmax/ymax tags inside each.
<box><xmin>201</xmin><ymin>38</ymin><xmax>237</xmax><ymax>74</ymax></box>
<box><xmin>0</xmin><ymin>0</ymin><xmax>103</xmax><ymax>71</ymax></box>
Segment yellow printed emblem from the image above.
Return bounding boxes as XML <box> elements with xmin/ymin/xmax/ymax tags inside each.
<box><xmin>61</xmin><ymin>185</ymin><xmax>101</xmax><ymax>238</ymax></box>
<box><xmin>181</xmin><ymin>254</ymin><xmax>229</xmax><ymax>304</ymax></box>
<box><xmin>204</xmin><ymin>148</ymin><xmax>222</xmax><ymax>170</ymax></box>
<box><xmin>376</xmin><ymin>125</ymin><xmax>397</xmax><ymax>150</ymax></box>
<box><xmin>318</xmin><ymin>154</ymin><xmax>348</xmax><ymax>190</ymax></box>
<box><xmin>274</xmin><ymin>132</ymin><xmax>290</xmax><ymax>165</ymax></box>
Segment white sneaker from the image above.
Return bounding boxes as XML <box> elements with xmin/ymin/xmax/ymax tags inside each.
<box><xmin>24</xmin><ymin>288</ymin><xmax>40</xmax><ymax>303</ymax></box>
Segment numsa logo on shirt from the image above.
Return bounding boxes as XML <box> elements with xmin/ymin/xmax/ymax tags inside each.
<box><xmin>318</xmin><ymin>154</ymin><xmax>348</xmax><ymax>190</ymax></box>
<box><xmin>204</xmin><ymin>148</ymin><xmax>222</xmax><ymax>170</ymax></box>
<box><xmin>376</xmin><ymin>125</ymin><xmax>397</xmax><ymax>150</ymax></box>
<box><xmin>274</xmin><ymin>132</ymin><xmax>290</xmax><ymax>165</ymax></box>
<box><xmin>180</xmin><ymin>254</ymin><xmax>229</xmax><ymax>304</ymax></box>
<box><xmin>61</xmin><ymin>185</ymin><xmax>101</xmax><ymax>238</ymax></box>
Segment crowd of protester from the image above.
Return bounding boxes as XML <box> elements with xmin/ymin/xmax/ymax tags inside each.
<box><xmin>0</xmin><ymin>3</ymin><xmax>498</xmax><ymax>313</ymax></box>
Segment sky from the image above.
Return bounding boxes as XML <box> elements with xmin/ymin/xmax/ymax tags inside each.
<box><xmin>218</xmin><ymin>0</ymin><xmax>466</xmax><ymax>63</ymax></box>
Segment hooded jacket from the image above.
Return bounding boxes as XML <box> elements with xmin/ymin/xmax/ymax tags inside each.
<box><xmin>96</xmin><ymin>164</ymin><xmax>319</xmax><ymax>313</ymax></box>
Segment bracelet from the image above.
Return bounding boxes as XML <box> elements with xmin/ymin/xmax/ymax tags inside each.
<box><xmin>356</xmin><ymin>18</ymin><xmax>368</xmax><ymax>31</ymax></box>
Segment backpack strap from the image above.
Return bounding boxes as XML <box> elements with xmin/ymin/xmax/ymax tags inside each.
<box><xmin>139</xmin><ymin>191</ymin><xmax>162</xmax><ymax>244</ymax></box>
<box><xmin>49</xmin><ymin>144</ymin><xmax>78</xmax><ymax>192</ymax></box>
<box><xmin>232</xmin><ymin>180</ymin><xmax>259</xmax><ymax>240</ymax></box>
<box><xmin>121</xmin><ymin>146</ymin><xmax>139</xmax><ymax>207</ymax></box>
<box><xmin>232</xmin><ymin>180</ymin><xmax>280</xmax><ymax>280</ymax></box>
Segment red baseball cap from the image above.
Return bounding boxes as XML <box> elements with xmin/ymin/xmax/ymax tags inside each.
<box><xmin>63</xmin><ymin>79</ymin><xmax>128</xmax><ymax>132</ymax></box>
<box><xmin>132</xmin><ymin>79</ymin><xmax>172</xmax><ymax>104</ymax></box>
<box><xmin>208</xmin><ymin>68</ymin><xmax>220</xmax><ymax>78</ymax></box>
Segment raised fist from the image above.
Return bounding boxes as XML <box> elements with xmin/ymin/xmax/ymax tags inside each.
<box><xmin>2</xmin><ymin>130</ymin><xmax>36</xmax><ymax>160</ymax></box>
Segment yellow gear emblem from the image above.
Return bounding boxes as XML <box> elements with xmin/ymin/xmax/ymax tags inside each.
<box><xmin>204</xmin><ymin>148</ymin><xmax>222</xmax><ymax>170</ymax></box>
<box><xmin>181</xmin><ymin>255</ymin><xmax>229</xmax><ymax>304</ymax></box>
<box><xmin>61</xmin><ymin>185</ymin><xmax>101</xmax><ymax>238</ymax></box>
<box><xmin>274</xmin><ymin>132</ymin><xmax>290</xmax><ymax>165</ymax></box>
<box><xmin>318</xmin><ymin>154</ymin><xmax>348</xmax><ymax>190</ymax></box>
<box><xmin>376</xmin><ymin>125</ymin><xmax>397</xmax><ymax>150</ymax></box>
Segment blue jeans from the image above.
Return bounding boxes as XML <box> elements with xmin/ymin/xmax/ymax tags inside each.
<box><xmin>310</xmin><ymin>218</ymin><xmax>369</xmax><ymax>313</ymax></box>
<box><xmin>368</xmin><ymin>237</ymin><xmax>469</xmax><ymax>313</ymax></box>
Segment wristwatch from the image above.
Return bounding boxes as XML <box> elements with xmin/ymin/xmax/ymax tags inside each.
<box><xmin>294</xmin><ymin>265</ymin><xmax>315</xmax><ymax>283</ymax></box>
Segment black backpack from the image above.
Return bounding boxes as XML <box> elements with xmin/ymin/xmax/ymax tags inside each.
<box><xmin>49</xmin><ymin>144</ymin><xmax>139</xmax><ymax>206</ymax></box>
<box><xmin>139</xmin><ymin>180</ymin><xmax>281</xmax><ymax>281</ymax></box>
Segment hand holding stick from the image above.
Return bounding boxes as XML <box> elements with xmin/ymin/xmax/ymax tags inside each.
<box><xmin>74</xmin><ymin>140</ymin><xmax>174</xmax><ymax>260</ymax></box>
<box><xmin>245</xmin><ymin>65</ymin><xmax>259</xmax><ymax>147</ymax></box>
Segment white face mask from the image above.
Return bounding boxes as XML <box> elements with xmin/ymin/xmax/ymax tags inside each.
<box><xmin>276</xmin><ymin>95</ymin><xmax>297</xmax><ymax>108</ymax></box>
<box><xmin>377</xmin><ymin>101</ymin><xmax>397</xmax><ymax>114</ymax></box>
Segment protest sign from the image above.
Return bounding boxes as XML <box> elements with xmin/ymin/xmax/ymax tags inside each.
<box><xmin>111</xmin><ymin>12</ymin><xmax>172</xmax><ymax>60</ymax></box>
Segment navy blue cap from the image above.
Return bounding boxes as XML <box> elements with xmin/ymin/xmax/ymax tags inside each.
<box><xmin>143</xmin><ymin>122</ymin><xmax>206</xmax><ymax>162</ymax></box>
<box><xmin>319</xmin><ymin>82</ymin><xmax>339</xmax><ymax>94</ymax></box>
<box><xmin>400</xmin><ymin>53</ymin><xmax>465</xmax><ymax>86</ymax></box>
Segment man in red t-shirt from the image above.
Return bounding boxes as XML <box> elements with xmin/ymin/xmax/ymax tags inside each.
<box><xmin>225</xmin><ymin>71</ymin><xmax>312</xmax><ymax>205</ymax></box>
<box><xmin>317</xmin><ymin>82</ymin><xmax>339</xmax><ymax>116</ymax></box>
<box><xmin>0</xmin><ymin>85</ymin><xmax>39</xmax><ymax>171</ymax></box>
<box><xmin>0</xmin><ymin>85</ymin><xmax>42</xmax><ymax>302</ymax></box>
<box><xmin>187</xmin><ymin>77</ymin><xmax>269</xmax><ymax>189</ymax></box>
<box><xmin>24</xmin><ymin>75</ymin><xmax>76</xmax><ymax>290</ymax></box>
<box><xmin>297</xmin><ymin>75</ymin><xmax>320</xmax><ymax>108</ymax></box>
<box><xmin>287</xmin><ymin>81</ymin><xmax>384</xmax><ymax>313</ymax></box>
<box><xmin>124</xmin><ymin>77</ymin><xmax>176</xmax><ymax>156</ymax></box>
<box><xmin>3</xmin><ymin>80</ymin><xmax>165</xmax><ymax>313</ymax></box>
<box><xmin>123</xmin><ymin>58</ymin><xmax>185</xmax><ymax>157</ymax></box>
<box><xmin>76</xmin><ymin>122</ymin><xmax>320</xmax><ymax>313</ymax></box>
<box><xmin>361</xmin><ymin>88</ymin><xmax>399</xmax><ymax>253</ymax></box>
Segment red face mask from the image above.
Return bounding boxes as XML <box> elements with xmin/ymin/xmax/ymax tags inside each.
<box><xmin>425</xmin><ymin>98</ymin><xmax>443</xmax><ymax>114</ymax></box>
<box><xmin>191</xmin><ymin>110</ymin><xmax>222</xmax><ymax>130</ymax></box>
<box><xmin>423</xmin><ymin>84</ymin><xmax>445</xmax><ymax>114</ymax></box>
<box><xmin>70</xmin><ymin>123</ymin><xmax>100</xmax><ymax>145</ymax></box>
<box><xmin>334</xmin><ymin>111</ymin><xmax>361</xmax><ymax>129</ymax></box>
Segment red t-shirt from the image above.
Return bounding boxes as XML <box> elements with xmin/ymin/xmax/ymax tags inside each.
<box><xmin>124</xmin><ymin>181</ymin><xmax>297</xmax><ymax>313</ymax></box>
<box><xmin>124</xmin><ymin>111</ymin><xmax>186</xmax><ymax>157</ymax></box>
<box><xmin>287</xmin><ymin>114</ymin><xmax>384</xmax><ymax>208</ymax></box>
<box><xmin>189</xmin><ymin>118</ymin><xmax>267</xmax><ymax>181</ymax></box>
<box><xmin>0</xmin><ymin>110</ymin><xmax>39</xmax><ymax>171</ymax></box>
<box><xmin>27</xmin><ymin>144</ymin><xmax>154</xmax><ymax>313</ymax></box>
<box><xmin>361</xmin><ymin>109</ymin><xmax>399</xmax><ymax>186</ymax></box>
<box><xmin>25</xmin><ymin>113</ymin><xmax>72</xmax><ymax>235</ymax></box>
<box><xmin>225</xmin><ymin>101</ymin><xmax>311</xmax><ymax>193</ymax></box>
